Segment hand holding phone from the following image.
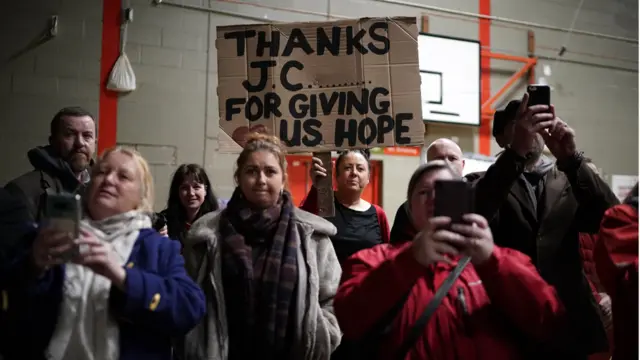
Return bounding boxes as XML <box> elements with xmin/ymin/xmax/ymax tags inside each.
<box><xmin>510</xmin><ymin>89</ymin><xmax>556</xmax><ymax>157</ymax></box>
<box><xmin>73</xmin><ymin>231</ymin><xmax>127</xmax><ymax>288</ymax></box>
<box><xmin>526</xmin><ymin>84</ymin><xmax>556</xmax><ymax>125</ymax></box>
<box><xmin>32</xmin><ymin>228</ymin><xmax>77</xmax><ymax>271</ymax></box>
<box><xmin>448</xmin><ymin>214</ymin><xmax>495</xmax><ymax>265</ymax></box>
<box><xmin>412</xmin><ymin>216</ymin><xmax>459</xmax><ymax>266</ymax></box>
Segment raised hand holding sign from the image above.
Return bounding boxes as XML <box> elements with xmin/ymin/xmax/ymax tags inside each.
<box><xmin>216</xmin><ymin>18</ymin><xmax>425</xmax><ymax>215</ymax></box>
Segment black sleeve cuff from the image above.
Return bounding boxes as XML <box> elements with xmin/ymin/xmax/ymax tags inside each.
<box><xmin>556</xmin><ymin>152</ymin><xmax>584</xmax><ymax>173</ymax></box>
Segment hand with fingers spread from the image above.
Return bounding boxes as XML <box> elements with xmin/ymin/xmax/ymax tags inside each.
<box><xmin>412</xmin><ymin>216</ymin><xmax>463</xmax><ymax>267</ymax></box>
<box><xmin>73</xmin><ymin>229</ymin><xmax>127</xmax><ymax>289</ymax></box>
<box><xmin>309</xmin><ymin>156</ymin><xmax>328</xmax><ymax>187</ymax></box>
<box><xmin>511</xmin><ymin>92</ymin><xmax>557</xmax><ymax>157</ymax></box>
<box><xmin>32</xmin><ymin>227</ymin><xmax>77</xmax><ymax>274</ymax></box>
<box><xmin>540</xmin><ymin>117</ymin><xmax>577</xmax><ymax>161</ymax></box>
<box><xmin>412</xmin><ymin>214</ymin><xmax>495</xmax><ymax>267</ymax></box>
<box><xmin>450</xmin><ymin>214</ymin><xmax>495</xmax><ymax>265</ymax></box>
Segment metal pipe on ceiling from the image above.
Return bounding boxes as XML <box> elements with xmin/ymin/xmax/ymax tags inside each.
<box><xmin>153</xmin><ymin>0</ymin><xmax>637</xmax><ymax>68</ymax></box>
<box><xmin>376</xmin><ymin>0</ymin><xmax>638</xmax><ymax>44</ymax></box>
<box><xmin>537</xmin><ymin>54</ymin><xmax>637</xmax><ymax>73</ymax></box>
<box><xmin>152</xmin><ymin>0</ymin><xmax>287</xmax><ymax>22</ymax></box>
<box><xmin>206</xmin><ymin>0</ymin><xmax>348</xmax><ymax>19</ymax></box>
<box><xmin>156</xmin><ymin>0</ymin><xmax>637</xmax><ymax>44</ymax></box>
<box><xmin>152</xmin><ymin>0</ymin><xmax>345</xmax><ymax>22</ymax></box>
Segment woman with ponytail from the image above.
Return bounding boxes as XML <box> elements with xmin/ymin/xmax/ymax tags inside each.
<box><xmin>181</xmin><ymin>133</ymin><xmax>342</xmax><ymax>360</ymax></box>
<box><xmin>300</xmin><ymin>149</ymin><xmax>390</xmax><ymax>266</ymax></box>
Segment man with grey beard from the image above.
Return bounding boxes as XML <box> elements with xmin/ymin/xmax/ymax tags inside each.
<box><xmin>4</xmin><ymin>106</ymin><xmax>97</xmax><ymax>222</ymax></box>
<box><xmin>474</xmin><ymin>93</ymin><xmax>618</xmax><ymax>360</ymax></box>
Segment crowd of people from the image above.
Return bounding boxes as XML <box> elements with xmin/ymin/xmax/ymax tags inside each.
<box><xmin>0</xmin><ymin>91</ymin><xmax>636</xmax><ymax>360</ymax></box>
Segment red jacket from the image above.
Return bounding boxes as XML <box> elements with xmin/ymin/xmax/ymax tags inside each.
<box><xmin>579</xmin><ymin>233</ymin><xmax>604</xmax><ymax>302</ymax></box>
<box><xmin>299</xmin><ymin>186</ymin><xmax>390</xmax><ymax>243</ymax></box>
<box><xmin>334</xmin><ymin>243</ymin><xmax>567</xmax><ymax>360</ymax></box>
<box><xmin>594</xmin><ymin>204</ymin><xmax>638</xmax><ymax>360</ymax></box>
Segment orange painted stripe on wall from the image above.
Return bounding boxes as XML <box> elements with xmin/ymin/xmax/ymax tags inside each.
<box><xmin>98</xmin><ymin>0</ymin><xmax>121</xmax><ymax>155</ymax></box>
<box><xmin>478</xmin><ymin>0</ymin><xmax>492</xmax><ymax>155</ymax></box>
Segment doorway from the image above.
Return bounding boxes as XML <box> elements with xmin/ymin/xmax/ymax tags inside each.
<box><xmin>286</xmin><ymin>154</ymin><xmax>383</xmax><ymax>207</ymax></box>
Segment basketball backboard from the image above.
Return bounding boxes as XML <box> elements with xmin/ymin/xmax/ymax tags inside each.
<box><xmin>418</xmin><ymin>33</ymin><xmax>481</xmax><ymax>126</ymax></box>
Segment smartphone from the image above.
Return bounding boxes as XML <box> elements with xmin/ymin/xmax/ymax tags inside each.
<box><xmin>152</xmin><ymin>212</ymin><xmax>167</xmax><ymax>231</ymax></box>
<box><xmin>434</xmin><ymin>180</ymin><xmax>474</xmax><ymax>224</ymax></box>
<box><xmin>527</xmin><ymin>84</ymin><xmax>551</xmax><ymax>107</ymax></box>
<box><xmin>45</xmin><ymin>193</ymin><xmax>82</xmax><ymax>261</ymax></box>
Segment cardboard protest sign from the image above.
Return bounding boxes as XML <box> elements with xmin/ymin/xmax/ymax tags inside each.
<box><xmin>216</xmin><ymin>17</ymin><xmax>424</xmax><ymax>152</ymax></box>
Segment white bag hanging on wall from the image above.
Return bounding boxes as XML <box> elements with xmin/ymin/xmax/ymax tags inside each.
<box><xmin>107</xmin><ymin>8</ymin><xmax>136</xmax><ymax>92</ymax></box>
<box><xmin>107</xmin><ymin>54</ymin><xmax>136</xmax><ymax>92</ymax></box>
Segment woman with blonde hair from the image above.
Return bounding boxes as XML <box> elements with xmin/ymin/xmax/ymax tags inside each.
<box><xmin>0</xmin><ymin>147</ymin><xmax>206</xmax><ymax>360</ymax></box>
<box><xmin>182</xmin><ymin>133</ymin><xmax>342</xmax><ymax>360</ymax></box>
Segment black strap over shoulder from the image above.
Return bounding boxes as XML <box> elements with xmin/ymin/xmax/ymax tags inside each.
<box><xmin>395</xmin><ymin>256</ymin><xmax>471</xmax><ymax>359</ymax></box>
<box><xmin>624</xmin><ymin>182</ymin><xmax>638</xmax><ymax>210</ymax></box>
<box><xmin>626</xmin><ymin>197</ymin><xmax>638</xmax><ymax>210</ymax></box>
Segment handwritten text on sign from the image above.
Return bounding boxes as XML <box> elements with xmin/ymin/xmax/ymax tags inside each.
<box><xmin>217</xmin><ymin>17</ymin><xmax>423</xmax><ymax>152</ymax></box>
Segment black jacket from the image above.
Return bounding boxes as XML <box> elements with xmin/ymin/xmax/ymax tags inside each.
<box><xmin>474</xmin><ymin>149</ymin><xmax>618</xmax><ymax>358</ymax></box>
<box><xmin>4</xmin><ymin>146</ymin><xmax>87</xmax><ymax>222</ymax></box>
<box><xmin>0</xmin><ymin>188</ymin><xmax>32</xmax><ymax>270</ymax></box>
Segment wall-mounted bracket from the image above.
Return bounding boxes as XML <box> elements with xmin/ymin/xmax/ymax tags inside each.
<box><xmin>49</xmin><ymin>15</ymin><xmax>59</xmax><ymax>37</ymax></box>
<box><xmin>6</xmin><ymin>15</ymin><xmax>59</xmax><ymax>61</ymax></box>
<box><xmin>124</xmin><ymin>8</ymin><xmax>134</xmax><ymax>23</ymax></box>
<box><xmin>481</xmin><ymin>53</ymin><xmax>537</xmax><ymax>119</ymax></box>
<box><xmin>480</xmin><ymin>32</ymin><xmax>538</xmax><ymax>124</ymax></box>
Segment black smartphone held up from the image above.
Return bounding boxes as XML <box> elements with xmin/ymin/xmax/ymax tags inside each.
<box><xmin>527</xmin><ymin>84</ymin><xmax>551</xmax><ymax>107</ymax></box>
<box><xmin>434</xmin><ymin>180</ymin><xmax>475</xmax><ymax>224</ymax></box>
<box><xmin>45</xmin><ymin>193</ymin><xmax>82</xmax><ymax>262</ymax></box>
<box><xmin>152</xmin><ymin>212</ymin><xmax>167</xmax><ymax>231</ymax></box>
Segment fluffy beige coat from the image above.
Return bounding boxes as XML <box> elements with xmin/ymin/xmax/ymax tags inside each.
<box><xmin>181</xmin><ymin>208</ymin><xmax>343</xmax><ymax>360</ymax></box>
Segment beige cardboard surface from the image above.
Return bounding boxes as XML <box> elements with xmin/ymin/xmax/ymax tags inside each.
<box><xmin>216</xmin><ymin>17</ymin><xmax>424</xmax><ymax>153</ymax></box>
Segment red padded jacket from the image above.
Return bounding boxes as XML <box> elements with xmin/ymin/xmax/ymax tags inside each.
<box><xmin>335</xmin><ymin>243</ymin><xmax>567</xmax><ymax>360</ymax></box>
<box><xmin>594</xmin><ymin>204</ymin><xmax>638</xmax><ymax>360</ymax></box>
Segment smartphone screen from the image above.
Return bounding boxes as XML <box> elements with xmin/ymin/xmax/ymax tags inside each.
<box><xmin>434</xmin><ymin>180</ymin><xmax>474</xmax><ymax>224</ymax></box>
<box><xmin>527</xmin><ymin>84</ymin><xmax>550</xmax><ymax>107</ymax></box>
<box><xmin>45</xmin><ymin>193</ymin><xmax>82</xmax><ymax>261</ymax></box>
